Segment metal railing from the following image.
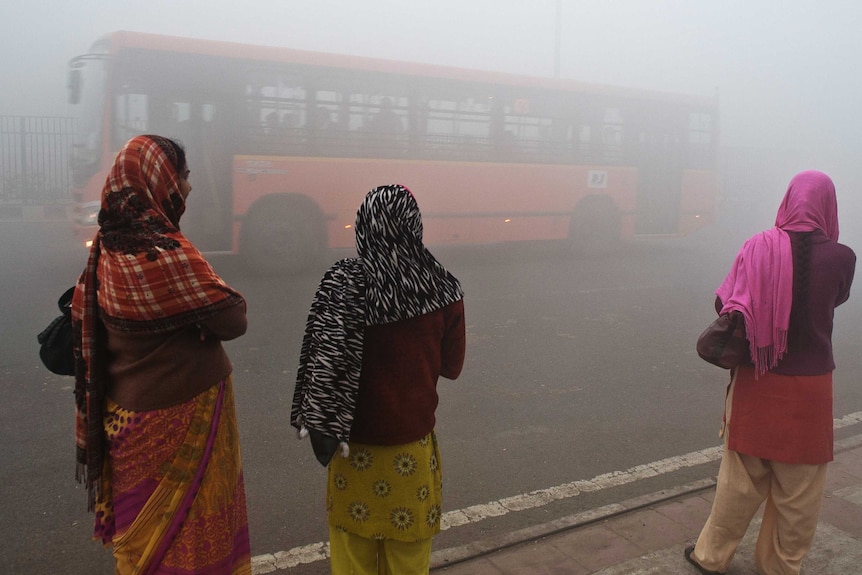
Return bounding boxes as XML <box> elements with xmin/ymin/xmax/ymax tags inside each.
<box><xmin>0</xmin><ymin>116</ymin><xmax>77</xmax><ymax>203</ymax></box>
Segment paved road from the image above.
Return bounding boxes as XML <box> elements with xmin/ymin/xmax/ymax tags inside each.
<box><xmin>3</xmin><ymin>217</ymin><xmax>861</xmax><ymax>574</ymax></box>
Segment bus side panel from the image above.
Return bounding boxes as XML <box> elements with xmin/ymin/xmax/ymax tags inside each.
<box><xmin>232</xmin><ymin>156</ymin><xmax>638</xmax><ymax>251</ymax></box>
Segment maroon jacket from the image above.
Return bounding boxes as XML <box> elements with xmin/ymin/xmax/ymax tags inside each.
<box><xmin>349</xmin><ymin>300</ymin><xmax>465</xmax><ymax>445</ymax></box>
<box><xmin>716</xmin><ymin>230</ymin><xmax>855</xmax><ymax>375</ymax></box>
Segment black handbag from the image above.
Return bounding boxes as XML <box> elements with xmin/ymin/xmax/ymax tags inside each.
<box><xmin>37</xmin><ymin>286</ymin><xmax>76</xmax><ymax>376</ymax></box>
<box><xmin>696</xmin><ymin>310</ymin><xmax>751</xmax><ymax>369</ymax></box>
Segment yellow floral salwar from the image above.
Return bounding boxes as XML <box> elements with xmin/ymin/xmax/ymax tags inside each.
<box><xmin>327</xmin><ymin>432</ymin><xmax>443</xmax><ymax>542</ymax></box>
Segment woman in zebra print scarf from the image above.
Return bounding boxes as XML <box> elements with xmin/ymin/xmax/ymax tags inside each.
<box><xmin>292</xmin><ymin>184</ymin><xmax>466</xmax><ymax>574</ymax></box>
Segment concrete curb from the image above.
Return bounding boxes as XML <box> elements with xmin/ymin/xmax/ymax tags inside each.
<box><xmin>430</xmin><ymin>477</ymin><xmax>717</xmax><ymax>570</ymax></box>
<box><xmin>430</xmin><ymin>432</ymin><xmax>862</xmax><ymax>571</ymax></box>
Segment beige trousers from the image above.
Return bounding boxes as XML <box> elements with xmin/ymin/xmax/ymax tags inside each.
<box><xmin>692</xmin><ymin>374</ymin><xmax>828</xmax><ymax>574</ymax></box>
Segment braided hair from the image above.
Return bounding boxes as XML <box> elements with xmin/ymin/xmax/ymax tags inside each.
<box><xmin>787</xmin><ymin>230</ymin><xmax>813</xmax><ymax>350</ymax></box>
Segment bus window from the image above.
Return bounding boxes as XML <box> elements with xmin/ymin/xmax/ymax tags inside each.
<box><xmin>370</xmin><ymin>95</ymin><xmax>408</xmax><ymax>157</ymax></box>
<box><xmin>505</xmin><ymin>96</ymin><xmax>558</xmax><ymax>162</ymax></box>
<box><xmin>576</xmin><ymin>125</ymin><xmax>592</xmax><ymax>159</ymax></box>
<box><xmin>458</xmin><ymin>98</ymin><xmax>492</xmax><ymax>135</ymax></box>
<box><xmin>342</xmin><ymin>88</ymin><xmax>408</xmax><ymax>158</ymax></box>
<box><xmin>688</xmin><ymin>111</ymin><xmax>714</xmax><ymax>168</ymax></box>
<box><xmin>689</xmin><ymin>112</ymin><xmax>712</xmax><ymax>144</ymax></box>
<box><xmin>367</xmin><ymin>97</ymin><xmax>403</xmax><ymax>133</ymax></box>
<box><xmin>114</xmin><ymin>93</ymin><xmax>149</xmax><ymax>147</ymax></box>
<box><xmin>310</xmin><ymin>92</ymin><xmax>337</xmax><ymax>131</ymax></box>
<box><xmin>503</xmin><ymin>97</ymin><xmax>528</xmax><ymax>147</ymax></box>
<box><xmin>419</xmin><ymin>88</ymin><xmax>494</xmax><ymax>161</ymax></box>
<box><xmin>426</xmin><ymin>96</ymin><xmax>458</xmax><ymax>138</ymax></box>
<box><xmin>308</xmin><ymin>90</ymin><xmax>339</xmax><ymax>156</ymax></box>
<box><xmin>171</xmin><ymin>102</ymin><xmax>191</xmax><ymax>123</ymax></box>
<box><xmin>601</xmin><ymin>107</ymin><xmax>624</xmax><ymax>164</ymax></box>
<box><xmin>246</xmin><ymin>71</ymin><xmax>307</xmax><ymax>150</ymax></box>
<box><xmin>69</xmin><ymin>54</ymin><xmax>108</xmax><ymax>181</ymax></box>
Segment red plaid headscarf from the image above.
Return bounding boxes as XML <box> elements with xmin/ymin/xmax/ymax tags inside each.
<box><xmin>71</xmin><ymin>135</ymin><xmax>244</xmax><ymax>507</ymax></box>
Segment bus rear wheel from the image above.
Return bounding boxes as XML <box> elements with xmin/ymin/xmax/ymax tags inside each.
<box><xmin>568</xmin><ymin>195</ymin><xmax>621</xmax><ymax>256</ymax></box>
<box><xmin>240</xmin><ymin>194</ymin><xmax>326</xmax><ymax>275</ymax></box>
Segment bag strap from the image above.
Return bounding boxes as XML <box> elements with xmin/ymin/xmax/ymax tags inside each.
<box><xmin>58</xmin><ymin>286</ymin><xmax>75</xmax><ymax>313</ymax></box>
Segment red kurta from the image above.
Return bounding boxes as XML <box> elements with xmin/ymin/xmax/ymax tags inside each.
<box><xmin>728</xmin><ymin>365</ymin><xmax>833</xmax><ymax>465</ymax></box>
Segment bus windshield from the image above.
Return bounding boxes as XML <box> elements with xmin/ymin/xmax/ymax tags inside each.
<box><xmin>68</xmin><ymin>44</ymin><xmax>109</xmax><ymax>186</ymax></box>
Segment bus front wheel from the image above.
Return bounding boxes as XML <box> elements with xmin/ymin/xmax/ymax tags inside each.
<box><xmin>568</xmin><ymin>195</ymin><xmax>621</xmax><ymax>256</ymax></box>
<box><xmin>240</xmin><ymin>195</ymin><xmax>326</xmax><ymax>275</ymax></box>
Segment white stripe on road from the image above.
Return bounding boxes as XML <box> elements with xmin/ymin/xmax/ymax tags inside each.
<box><xmin>251</xmin><ymin>411</ymin><xmax>862</xmax><ymax>574</ymax></box>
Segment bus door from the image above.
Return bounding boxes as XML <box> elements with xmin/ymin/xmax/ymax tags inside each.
<box><xmin>142</xmin><ymin>98</ymin><xmax>232</xmax><ymax>251</ymax></box>
<box><xmin>113</xmin><ymin>88</ymin><xmax>238</xmax><ymax>251</ymax></box>
<box><xmin>633</xmin><ymin>109</ymin><xmax>684</xmax><ymax>235</ymax></box>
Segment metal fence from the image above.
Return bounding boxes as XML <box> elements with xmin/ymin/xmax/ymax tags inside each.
<box><xmin>0</xmin><ymin>116</ymin><xmax>77</xmax><ymax>203</ymax></box>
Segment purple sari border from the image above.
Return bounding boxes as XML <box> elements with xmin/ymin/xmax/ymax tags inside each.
<box><xmin>142</xmin><ymin>379</ymin><xmax>226</xmax><ymax>575</ymax></box>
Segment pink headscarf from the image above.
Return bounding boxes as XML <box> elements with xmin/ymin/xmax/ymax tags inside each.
<box><xmin>716</xmin><ymin>170</ymin><xmax>839</xmax><ymax>376</ymax></box>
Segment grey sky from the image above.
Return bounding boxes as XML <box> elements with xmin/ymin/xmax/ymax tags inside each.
<box><xmin>2</xmin><ymin>1</ymin><xmax>860</xmax><ymax>162</ymax></box>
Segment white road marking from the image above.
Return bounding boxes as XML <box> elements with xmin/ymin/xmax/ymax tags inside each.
<box><xmin>251</xmin><ymin>412</ymin><xmax>862</xmax><ymax>574</ymax></box>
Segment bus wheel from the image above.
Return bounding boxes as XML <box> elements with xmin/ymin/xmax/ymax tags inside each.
<box><xmin>568</xmin><ymin>195</ymin><xmax>621</xmax><ymax>256</ymax></box>
<box><xmin>240</xmin><ymin>194</ymin><xmax>326</xmax><ymax>275</ymax></box>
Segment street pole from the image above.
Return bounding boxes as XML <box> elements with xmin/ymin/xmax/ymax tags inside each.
<box><xmin>554</xmin><ymin>0</ymin><xmax>561</xmax><ymax>79</ymax></box>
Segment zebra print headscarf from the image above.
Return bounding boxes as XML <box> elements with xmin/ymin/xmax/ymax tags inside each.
<box><xmin>292</xmin><ymin>185</ymin><xmax>463</xmax><ymax>465</ymax></box>
<box><xmin>357</xmin><ymin>184</ymin><xmax>464</xmax><ymax>323</ymax></box>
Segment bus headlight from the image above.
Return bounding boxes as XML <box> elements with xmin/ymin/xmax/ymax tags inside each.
<box><xmin>78</xmin><ymin>201</ymin><xmax>101</xmax><ymax>226</ymax></box>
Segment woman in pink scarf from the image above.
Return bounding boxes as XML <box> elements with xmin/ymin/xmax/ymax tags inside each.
<box><xmin>685</xmin><ymin>171</ymin><xmax>855</xmax><ymax>575</ymax></box>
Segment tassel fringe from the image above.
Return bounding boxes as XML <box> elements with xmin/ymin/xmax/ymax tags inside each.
<box><xmin>754</xmin><ymin>329</ymin><xmax>788</xmax><ymax>379</ymax></box>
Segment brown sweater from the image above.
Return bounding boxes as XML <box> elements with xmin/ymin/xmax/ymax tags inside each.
<box><xmin>105</xmin><ymin>301</ymin><xmax>247</xmax><ymax>411</ymax></box>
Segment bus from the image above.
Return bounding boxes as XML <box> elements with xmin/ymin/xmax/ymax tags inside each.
<box><xmin>67</xmin><ymin>31</ymin><xmax>718</xmax><ymax>274</ymax></box>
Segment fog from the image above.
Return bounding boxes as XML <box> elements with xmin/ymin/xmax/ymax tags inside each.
<box><xmin>1</xmin><ymin>2</ymin><xmax>858</xmax><ymax>208</ymax></box>
<box><xmin>1</xmin><ymin>1</ymin><xmax>860</xmax><ymax>244</ymax></box>
<box><xmin>2</xmin><ymin>0</ymin><xmax>860</xmax><ymax>155</ymax></box>
<box><xmin>6</xmin><ymin>4</ymin><xmax>862</xmax><ymax>571</ymax></box>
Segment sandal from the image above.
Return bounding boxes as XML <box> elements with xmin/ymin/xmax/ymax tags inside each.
<box><xmin>684</xmin><ymin>545</ymin><xmax>723</xmax><ymax>575</ymax></box>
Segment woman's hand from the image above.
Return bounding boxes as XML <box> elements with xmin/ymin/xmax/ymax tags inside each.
<box><xmin>196</xmin><ymin>323</ymin><xmax>215</xmax><ymax>342</ymax></box>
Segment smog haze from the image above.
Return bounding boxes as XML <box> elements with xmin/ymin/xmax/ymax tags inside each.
<box><xmin>6</xmin><ymin>4</ymin><xmax>862</xmax><ymax>573</ymax></box>
<box><xmin>2</xmin><ymin>0</ymin><xmax>860</xmax><ymax>159</ymax></box>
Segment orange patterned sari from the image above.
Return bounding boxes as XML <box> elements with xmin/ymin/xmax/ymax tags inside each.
<box><xmin>95</xmin><ymin>377</ymin><xmax>251</xmax><ymax>575</ymax></box>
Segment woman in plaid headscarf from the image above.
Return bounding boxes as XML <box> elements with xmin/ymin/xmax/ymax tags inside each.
<box><xmin>293</xmin><ymin>184</ymin><xmax>466</xmax><ymax>574</ymax></box>
<box><xmin>72</xmin><ymin>135</ymin><xmax>251</xmax><ymax>575</ymax></box>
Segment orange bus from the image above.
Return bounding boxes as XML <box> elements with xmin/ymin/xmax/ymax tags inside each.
<box><xmin>67</xmin><ymin>31</ymin><xmax>718</xmax><ymax>273</ymax></box>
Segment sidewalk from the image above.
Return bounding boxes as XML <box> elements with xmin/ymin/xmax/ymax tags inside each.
<box><xmin>431</xmin><ymin>434</ymin><xmax>862</xmax><ymax>574</ymax></box>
